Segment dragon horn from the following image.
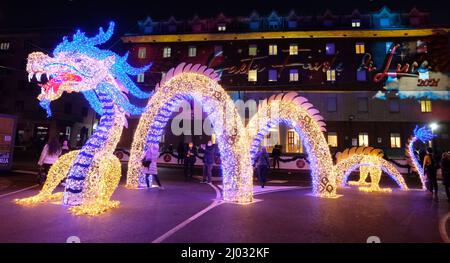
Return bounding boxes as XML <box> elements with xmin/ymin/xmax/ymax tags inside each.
<box><xmin>89</xmin><ymin>21</ymin><xmax>115</xmax><ymax>46</ymax></box>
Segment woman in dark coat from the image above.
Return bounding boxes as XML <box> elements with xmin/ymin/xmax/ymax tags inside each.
<box><xmin>254</xmin><ymin>147</ymin><xmax>270</xmax><ymax>188</ymax></box>
<box><xmin>440</xmin><ymin>152</ymin><xmax>450</xmax><ymax>202</ymax></box>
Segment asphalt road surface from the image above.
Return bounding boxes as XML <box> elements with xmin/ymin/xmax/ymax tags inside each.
<box><xmin>0</xmin><ymin>167</ymin><xmax>449</xmax><ymax>243</ymax></box>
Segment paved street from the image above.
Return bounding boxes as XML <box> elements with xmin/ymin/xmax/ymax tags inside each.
<box><xmin>0</xmin><ymin>167</ymin><xmax>449</xmax><ymax>243</ymax></box>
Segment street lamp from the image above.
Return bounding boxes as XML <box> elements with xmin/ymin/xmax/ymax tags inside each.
<box><xmin>429</xmin><ymin>122</ymin><xmax>438</xmax><ymax>132</ymax></box>
<box><xmin>429</xmin><ymin>122</ymin><xmax>438</xmax><ymax>148</ymax></box>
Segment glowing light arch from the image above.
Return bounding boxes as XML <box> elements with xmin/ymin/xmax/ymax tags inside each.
<box><xmin>246</xmin><ymin>92</ymin><xmax>336</xmax><ymax>197</ymax></box>
<box><xmin>335</xmin><ymin>147</ymin><xmax>408</xmax><ymax>192</ymax></box>
<box><xmin>127</xmin><ymin>63</ymin><xmax>253</xmax><ymax>203</ymax></box>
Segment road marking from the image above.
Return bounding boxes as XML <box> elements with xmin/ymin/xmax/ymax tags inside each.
<box><xmin>439</xmin><ymin>212</ymin><xmax>450</xmax><ymax>243</ymax></box>
<box><xmin>152</xmin><ymin>184</ymin><xmax>312</xmax><ymax>243</ymax></box>
<box><xmin>152</xmin><ymin>183</ymin><xmax>223</xmax><ymax>243</ymax></box>
<box><xmin>0</xmin><ymin>184</ymin><xmax>39</xmax><ymax>198</ymax></box>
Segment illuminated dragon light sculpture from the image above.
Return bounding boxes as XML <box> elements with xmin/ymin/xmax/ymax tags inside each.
<box><xmin>16</xmin><ymin>22</ymin><xmax>152</xmax><ymax>215</ymax></box>
<box><xmin>246</xmin><ymin>92</ymin><xmax>336</xmax><ymax>197</ymax></box>
<box><xmin>335</xmin><ymin>147</ymin><xmax>408</xmax><ymax>192</ymax></box>
<box><xmin>405</xmin><ymin>125</ymin><xmax>436</xmax><ymax>190</ymax></box>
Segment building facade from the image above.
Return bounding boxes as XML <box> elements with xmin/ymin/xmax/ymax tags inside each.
<box><xmin>121</xmin><ymin>7</ymin><xmax>450</xmax><ymax>157</ymax></box>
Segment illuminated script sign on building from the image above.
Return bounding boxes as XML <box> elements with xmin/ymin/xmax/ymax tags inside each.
<box><xmin>0</xmin><ymin>115</ymin><xmax>17</xmax><ymax>170</ymax></box>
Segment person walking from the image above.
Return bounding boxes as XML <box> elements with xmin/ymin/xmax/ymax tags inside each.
<box><xmin>142</xmin><ymin>143</ymin><xmax>163</xmax><ymax>189</ymax></box>
<box><xmin>423</xmin><ymin>147</ymin><xmax>438</xmax><ymax>201</ymax></box>
<box><xmin>184</xmin><ymin>142</ymin><xmax>197</xmax><ymax>180</ymax></box>
<box><xmin>272</xmin><ymin>145</ymin><xmax>281</xmax><ymax>169</ymax></box>
<box><xmin>61</xmin><ymin>140</ymin><xmax>70</xmax><ymax>155</ymax></box>
<box><xmin>254</xmin><ymin>147</ymin><xmax>270</xmax><ymax>188</ymax></box>
<box><xmin>440</xmin><ymin>151</ymin><xmax>450</xmax><ymax>202</ymax></box>
<box><xmin>177</xmin><ymin>141</ymin><xmax>185</xmax><ymax>165</ymax></box>
<box><xmin>199</xmin><ymin>141</ymin><xmax>216</xmax><ymax>183</ymax></box>
<box><xmin>37</xmin><ymin>137</ymin><xmax>62</xmax><ymax>184</ymax></box>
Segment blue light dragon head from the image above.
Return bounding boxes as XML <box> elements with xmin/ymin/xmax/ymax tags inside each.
<box><xmin>413</xmin><ymin>125</ymin><xmax>436</xmax><ymax>143</ymax></box>
<box><xmin>26</xmin><ymin>22</ymin><xmax>152</xmax><ymax>117</ymax></box>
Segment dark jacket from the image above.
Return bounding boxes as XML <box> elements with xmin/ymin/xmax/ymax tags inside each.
<box><xmin>255</xmin><ymin>151</ymin><xmax>270</xmax><ymax>167</ymax></box>
<box><xmin>441</xmin><ymin>157</ymin><xmax>450</xmax><ymax>186</ymax></box>
<box><xmin>200</xmin><ymin>145</ymin><xmax>216</xmax><ymax>165</ymax></box>
<box><xmin>185</xmin><ymin>146</ymin><xmax>197</xmax><ymax>163</ymax></box>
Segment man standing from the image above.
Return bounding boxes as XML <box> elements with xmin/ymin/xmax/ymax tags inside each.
<box><xmin>184</xmin><ymin>142</ymin><xmax>197</xmax><ymax>180</ymax></box>
<box><xmin>200</xmin><ymin>141</ymin><xmax>216</xmax><ymax>183</ymax></box>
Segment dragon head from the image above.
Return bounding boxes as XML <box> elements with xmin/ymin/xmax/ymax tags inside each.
<box><xmin>26</xmin><ymin>22</ymin><xmax>151</xmax><ymax>117</ymax></box>
<box><xmin>413</xmin><ymin>125</ymin><xmax>436</xmax><ymax>143</ymax></box>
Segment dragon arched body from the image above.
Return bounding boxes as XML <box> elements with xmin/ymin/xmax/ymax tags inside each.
<box><xmin>335</xmin><ymin>147</ymin><xmax>408</xmax><ymax>192</ymax></box>
<box><xmin>16</xmin><ymin>22</ymin><xmax>152</xmax><ymax>215</ymax></box>
<box><xmin>405</xmin><ymin>125</ymin><xmax>436</xmax><ymax>190</ymax></box>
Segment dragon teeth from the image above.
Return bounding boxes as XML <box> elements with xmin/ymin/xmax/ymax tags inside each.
<box><xmin>36</xmin><ymin>73</ymin><xmax>42</xmax><ymax>82</ymax></box>
<box><xmin>28</xmin><ymin>73</ymin><xmax>33</xmax><ymax>82</ymax></box>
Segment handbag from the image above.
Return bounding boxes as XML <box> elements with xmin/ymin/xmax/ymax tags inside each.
<box><xmin>142</xmin><ymin>158</ymin><xmax>152</xmax><ymax>167</ymax></box>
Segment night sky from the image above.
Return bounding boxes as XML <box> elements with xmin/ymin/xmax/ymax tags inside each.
<box><xmin>0</xmin><ymin>0</ymin><xmax>449</xmax><ymax>35</ymax></box>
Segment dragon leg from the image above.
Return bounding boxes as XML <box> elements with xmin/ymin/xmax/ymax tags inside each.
<box><xmin>69</xmin><ymin>153</ymin><xmax>122</xmax><ymax>216</ymax></box>
<box><xmin>15</xmin><ymin>151</ymin><xmax>79</xmax><ymax>205</ymax></box>
<box><xmin>348</xmin><ymin>166</ymin><xmax>371</xmax><ymax>186</ymax></box>
<box><xmin>359</xmin><ymin>166</ymin><xmax>392</xmax><ymax>193</ymax></box>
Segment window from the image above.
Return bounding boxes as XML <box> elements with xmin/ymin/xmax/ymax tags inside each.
<box><xmin>263</xmin><ymin>127</ymin><xmax>279</xmax><ymax>153</ymax></box>
<box><xmin>287</xmin><ymin>129</ymin><xmax>303</xmax><ymax>153</ymax></box>
<box><xmin>389</xmin><ymin>98</ymin><xmax>400</xmax><ymax>112</ymax></box>
<box><xmin>288</xmin><ymin>20</ymin><xmax>298</xmax><ymax>28</ymax></box>
<box><xmin>416</xmin><ymin>40</ymin><xmax>427</xmax><ymax>53</ymax></box>
<box><xmin>357</xmin><ymin>97</ymin><xmax>368</xmax><ymax>112</ymax></box>
<box><xmin>188</xmin><ymin>46</ymin><xmax>197</xmax><ymax>57</ymax></box>
<box><xmin>325</xmin><ymin>43</ymin><xmax>335</xmax><ymax>55</ymax></box>
<box><xmin>268</xmin><ymin>44</ymin><xmax>277</xmax><ymax>55</ymax></box>
<box><xmin>268</xmin><ymin>70</ymin><xmax>277</xmax><ymax>82</ymax></box>
<box><xmin>327</xmin><ymin>132</ymin><xmax>338</xmax><ymax>147</ymax></box>
<box><xmin>137</xmin><ymin>73</ymin><xmax>145</xmax><ymax>83</ymax></box>
<box><xmin>380</xmin><ymin>18</ymin><xmax>390</xmax><ymax>27</ymax></box>
<box><xmin>0</xmin><ymin>42</ymin><xmax>10</xmax><ymax>50</ymax></box>
<box><xmin>385</xmin><ymin>42</ymin><xmax>393</xmax><ymax>53</ymax></box>
<box><xmin>161</xmin><ymin>71</ymin><xmax>166</xmax><ymax>80</ymax></box>
<box><xmin>356</xmin><ymin>69</ymin><xmax>366</xmax><ymax>81</ymax></box>
<box><xmin>163</xmin><ymin>47</ymin><xmax>171</xmax><ymax>58</ymax></box>
<box><xmin>358</xmin><ymin>132</ymin><xmax>369</xmax><ymax>147</ymax></box>
<box><xmin>289</xmin><ymin>44</ymin><xmax>298</xmax><ymax>55</ymax></box>
<box><xmin>249</xmin><ymin>21</ymin><xmax>259</xmax><ymax>30</ymax></box>
<box><xmin>326</xmin><ymin>70</ymin><xmax>336</xmax><ymax>81</ymax></box>
<box><xmin>327</xmin><ymin>97</ymin><xmax>337</xmax><ymax>112</ymax></box>
<box><xmin>214</xmin><ymin>45</ymin><xmax>223</xmax><ymax>56</ymax></box>
<box><xmin>355</xmin><ymin>42</ymin><xmax>365</xmax><ymax>54</ymax></box>
<box><xmin>217</xmin><ymin>24</ymin><xmax>226</xmax><ymax>31</ymax></box>
<box><xmin>351</xmin><ymin>19</ymin><xmax>361</xmax><ymax>27</ymax></box>
<box><xmin>420</xmin><ymin>99</ymin><xmax>432</xmax><ymax>112</ymax></box>
<box><xmin>249</xmin><ymin>44</ymin><xmax>257</xmax><ymax>56</ymax></box>
<box><xmin>248</xmin><ymin>70</ymin><xmax>257</xmax><ymax>82</ymax></box>
<box><xmin>269</xmin><ymin>21</ymin><xmax>279</xmax><ymax>30</ymax></box>
<box><xmin>289</xmin><ymin>69</ymin><xmax>299</xmax><ymax>81</ymax></box>
<box><xmin>390</xmin><ymin>133</ymin><xmax>401</xmax><ymax>148</ymax></box>
<box><xmin>137</xmin><ymin>47</ymin><xmax>146</xmax><ymax>59</ymax></box>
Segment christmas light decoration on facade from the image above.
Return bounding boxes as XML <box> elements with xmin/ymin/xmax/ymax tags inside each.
<box><xmin>335</xmin><ymin>147</ymin><xmax>408</xmax><ymax>192</ymax></box>
<box><xmin>16</xmin><ymin>22</ymin><xmax>151</xmax><ymax>215</ymax></box>
<box><xmin>405</xmin><ymin>125</ymin><xmax>436</xmax><ymax>190</ymax></box>
<box><xmin>246</xmin><ymin>92</ymin><xmax>336</xmax><ymax>197</ymax></box>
